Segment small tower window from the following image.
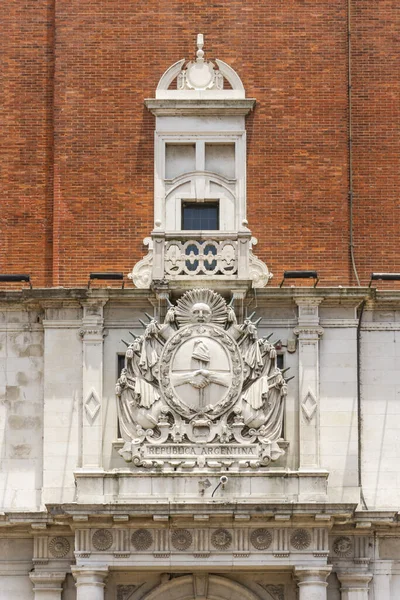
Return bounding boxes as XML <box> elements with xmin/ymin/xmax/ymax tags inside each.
<box><xmin>182</xmin><ymin>202</ymin><xmax>219</xmax><ymax>230</ymax></box>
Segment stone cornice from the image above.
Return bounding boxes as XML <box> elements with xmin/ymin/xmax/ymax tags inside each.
<box><xmin>1</xmin><ymin>287</ymin><xmax>400</xmax><ymax>315</ymax></box>
<box><xmin>145</xmin><ymin>98</ymin><xmax>256</xmax><ymax>116</ymax></box>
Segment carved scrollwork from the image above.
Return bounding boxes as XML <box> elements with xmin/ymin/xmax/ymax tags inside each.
<box><xmin>249</xmin><ymin>237</ymin><xmax>273</xmax><ymax>288</ymax></box>
<box><xmin>129</xmin><ymin>237</ymin><xmax>153</xmax><ymax>289</ymax></box>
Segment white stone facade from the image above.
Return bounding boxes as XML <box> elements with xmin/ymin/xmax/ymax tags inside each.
<box><xmin>1</xmin><ymin>288</ymin><xmax>400</xmax><ymax>599</ymax></box>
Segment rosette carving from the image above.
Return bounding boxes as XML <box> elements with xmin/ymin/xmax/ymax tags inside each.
<box><xmin>250</xmin><ymin>529</ymin><xmax>272</xmax><ymax>551</ymax></box>
<box><xmin>92</xmin><ymin>529</ymin><xmax>113</xmax><ymax>551</ymax></box>
<box><xmin>48</xmin><ymin>537</ymin><xmax>70</xmax><ymax>558</ymax></box>
<box><xmin>171</xmin><ymin>529</ymin><xmax>193</xmax><ymax>551</ymax></box>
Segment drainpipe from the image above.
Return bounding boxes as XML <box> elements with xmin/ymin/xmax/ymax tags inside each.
<box><xmin>348</xmin><ymin>0</ymin><xmax>361</xmax><ymax>286</ymax></box>
<box><xmin>357</xmin><ymin>299</ymin><xmax>368</xmax><ymax>510</ymax></box>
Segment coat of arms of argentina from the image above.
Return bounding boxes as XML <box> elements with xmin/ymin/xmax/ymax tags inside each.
<box><xmin>116</xmin><ymin>289</ymin><xmax>287</xmax><ymax>470</ymax></box>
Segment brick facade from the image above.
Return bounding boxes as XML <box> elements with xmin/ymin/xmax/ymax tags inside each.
<box><xmin>1</xmin><ymin>1</ymin><xmax>399</xmax><ymax>287</ymax></box>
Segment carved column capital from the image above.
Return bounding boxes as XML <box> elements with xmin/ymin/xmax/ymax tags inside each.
<box><xmin>294</xmin><ymin>296</ymin><xmax>324</xmax><ymax>340</ymax></box>
<box><xmin>79</xmin><ymin>328</ymin><xmax>106</xmax><ymax>341</ymax></box>
<box><xmin>294</xmin><ymin>566</ymin><xmax>332</xmax><ymax>600</ymax></box>
<box><xmin>337</xmin><ymin>572</ymin><xmax>373</xmax><ymax>600</ymax></box>
<box><xmin>72</xmin><ymin>567</ymin><xmax>109</xmax><ymax>600</ymax></box>
<box><xmin>29</xmin><ymin>571</ymin><xmax>66</xmax><ymax>599</ymax></box>
<box><xmin>293</xmin><ymin>325</ymin><xmax>324</xmax><ymax>340</ymax></box>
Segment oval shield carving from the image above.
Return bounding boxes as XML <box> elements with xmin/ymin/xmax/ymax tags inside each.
<box><xmin>159</xmin><ymin>324</ymin><xmax>243</xmax><ymax>419</ymax></box>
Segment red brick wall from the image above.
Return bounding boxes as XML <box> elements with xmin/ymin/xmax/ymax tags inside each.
<box><xmin>1</xmin><ymin>0</ymin><xmax>54</xmax><ymax>286</ymax></box>
<box><xmin>352</xmin><ymin>0</ymin><xmax>400</xmax><ymax>284</ymax></box>
<box><xmin>1</xmin><ymin>1</ymin><xmax>399</xmax><ymax>287</ymax></box>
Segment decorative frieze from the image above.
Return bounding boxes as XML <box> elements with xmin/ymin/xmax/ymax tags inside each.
<box><xmin>74</xmin><ymin>526</ymin><xmax>331</xmax><ymax>558</ymax></box>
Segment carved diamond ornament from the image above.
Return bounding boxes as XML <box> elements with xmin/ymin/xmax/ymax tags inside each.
<box><xmin>301</xmin><ymin>390</ymin><xmax>317</xmax><ymax>421</ymax></box>
<box><xmin>84</xmin><ymin>389</ymin><xmax>101</xmax><ymax>422</ymax></box>
<box><xmin>116</xmin><ymin>289</ymin><xmax>288</xmax><ymax>471</ymax></box>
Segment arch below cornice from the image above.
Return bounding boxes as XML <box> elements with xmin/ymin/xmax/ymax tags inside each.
<box><xmin>142</xmin><ymin>574</ymin><xmax>263</xmax><ymax>600</ymax></box>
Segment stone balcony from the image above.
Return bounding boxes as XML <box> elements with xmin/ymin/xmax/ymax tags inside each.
<box><xmin>130</xmin><ymin>230</ymin><xmax>272</xmax><ymax>292</ymax></box>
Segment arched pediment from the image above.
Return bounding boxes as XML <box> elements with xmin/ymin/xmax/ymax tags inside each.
<box><xmin>154</xmin><ymin>34</ymin><xmax>246</xmax><ymax>100</ymax></box>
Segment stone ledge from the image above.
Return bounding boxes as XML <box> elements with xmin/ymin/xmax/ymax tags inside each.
<box><xmin>145</xmin><ymin>98</ymin><xmax>256</xmax><ymax>116</ymax></box>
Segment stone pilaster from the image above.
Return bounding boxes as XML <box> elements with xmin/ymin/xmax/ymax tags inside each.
<box><xmin>29</xmin><ymin>571</ymin><xmax>66</xmax><ymax>600</ymax></box>
<box><xmin>294</xmin><ymin>566</ymin><xmax>331</xmax><ymax>600</ymax></box>
<box><xmin>337</xmin><ymin>572</ymin><xmax>373</xmax><ymax>600</ymax></box>
<box><xmin>294</xmin><ymin>298</ymin><xmax>324</xmax><ymax>469</ymax></box>
<box><xmin>371</xmin><ymin>560</ymin><xmax>391</xmax><ymax>599</ymax></box>
<box><xmin>72</xmin><ymin>567</ymin><xmax>108</xmax><ymax>600</ymax></box>
<box><xmin>80</xmin><ymin>300</ymin><xmax>106</xmax><ymax>469</ymax></box>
